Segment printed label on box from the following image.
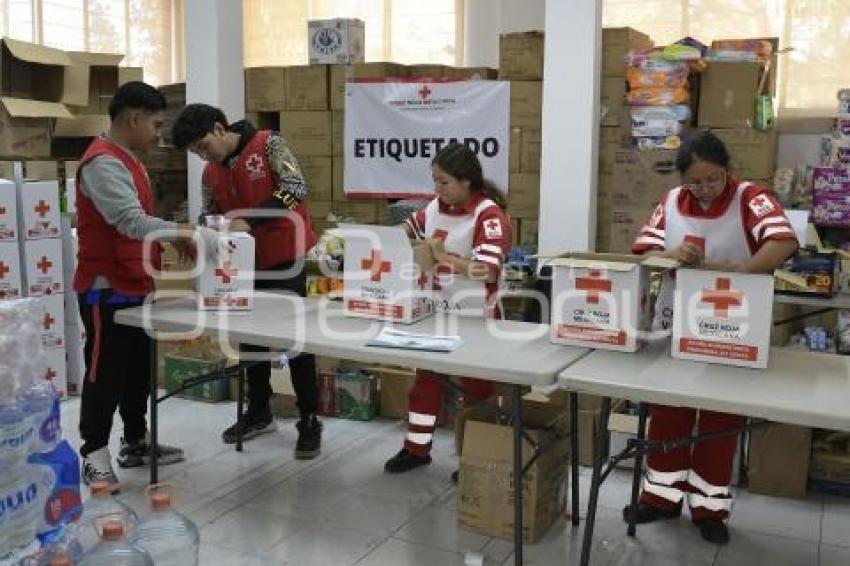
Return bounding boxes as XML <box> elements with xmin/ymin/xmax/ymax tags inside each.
<box><xmin>23</xmin><ymin>238</ymin><xmax>64</xmax><ymax>296</ymax></box>
<box><xmin>19</xmin><ymin>180</ymin><xmax>61</xmax><ymax>240</ymax></box>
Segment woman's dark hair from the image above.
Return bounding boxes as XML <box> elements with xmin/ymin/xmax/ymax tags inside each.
<box><xmin>676</xmin><ymin>130</ymin><xmax>731</xmax><ymax>174</ymax></box>
<box><xmin>431</xmin><ymin>142</ymin><xmax>507</xmax><ymax>208</ymax></box>
<box><xmin>171</xmin><ymin>103</ymin><xmax>230</xmax><ymax>150</ymax></box>
<box><xmin>108</xmin><ymin>81</ymin><xmax>166</xmax><ymax>121</ymax></box>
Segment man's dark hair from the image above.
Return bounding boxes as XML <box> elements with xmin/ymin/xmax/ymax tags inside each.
<box><xmin>676</xmin><ymin>130</ymin><xmax>731</xmax><ymax>174</ymax></box>
<box><xmin>171</xmin><ymin>103</ymin><xmax>229</xmax><ymax>150</ymax></box>
<box><xmin>108</xmin><ymin>81</ymin><xmax>167</xmax><ymax>121</ymax></box>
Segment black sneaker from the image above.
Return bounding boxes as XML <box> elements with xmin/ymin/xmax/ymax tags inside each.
<box><xmin>117</xmin><ymin>436</ymin><xmax>185</xmax><ymax>468</ymax></box>
<box><xmin>384</xmin><ymin>449</ymin><xmax>432</xmax><ymax>474</ymax></box>
<box><xmin>622</xmin><ymin>501</ymin><xmax>683</xmax><ymax>524</ymax></box>
<box><xmin>697</xmin><ymin>519</ymin><xmax>730</xmax><ymax>544</ymax></box>
<box><xmin>221</xmin><ymin>412</ymin><xmax>276</xmax><ymax>444</ymax></box>
<box><xmin>294</xmin><ymin>415</ymin><xmax>322</xmax><ymax>460</ymax></box>
<box><xmin>81</xmin><ymin>447</ymin><xmax>119</xmax><ymax>486</ymax></box>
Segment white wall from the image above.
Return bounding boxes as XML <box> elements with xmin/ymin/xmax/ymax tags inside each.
<box><xmin>463</xmin><ymin>0</ymin><xmax>545</xmax><ymax>67</ymax></box>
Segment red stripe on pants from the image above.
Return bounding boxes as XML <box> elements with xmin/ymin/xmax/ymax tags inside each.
<box><xmin>87</xmin><ymin>303</ymin><xmax>103</xmax><ymax>383</ymax></box>
<box><xmin>404</xmin><ymin>369</ymin><xmax>495</xmax><ymax>456</ymax></box>
<box><xmin>639</xmin><ymin>404</ymin><xmax>743</xmax><ymax>522</ymax></box>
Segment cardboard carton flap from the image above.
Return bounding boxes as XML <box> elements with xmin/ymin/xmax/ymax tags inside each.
<box><xmin>548</xmin><ymin>257</ymin><xmax>637</xmax><ymax>272</ymax></box>
<box><xmin>1</xmin><ymin>97</ymin><xmax>72</xmax><ymax>119</ymax></box>
<box><xmin>53</xmin><ymin>115</ymin><xmax>109</xmax><ymax>138</ymax></box>
<box><xmin>3</xmin><ymin>37</ymin><xmax>71</xmax><ymax>67</ymax></box>
<box><xmin>67</xmin><ymin>51</ymin><xmax>124</xmax><ymax>66</ymax></box>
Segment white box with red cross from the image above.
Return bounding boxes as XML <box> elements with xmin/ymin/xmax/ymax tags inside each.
<box><xmin>548</xmin><ymin>253</ymin><xmax>676</xmax><ymax>352</ymax></box>
<box><xmin>17</xmin><ymin>180</ymin><xmax>61</xmax><ymax>240</ymax></box>
<box><xmin>22</xmin><ymin>238</ymin><xmax>64</xmax><ymax>297</ymax></box>
<box><xmin>0</xmin><ymin>178</ymin><xmax>18</xmax><ymax>241</ymax></box>
<box><xmin>339</xmin><ymin>224</ymin><xmax>434</xmax><ymax>324</ymax></box>
<box><xmin>197</xmin><ymin>232</ymin><xmax>255</xmax><ymax>312</ymax></box>
<box><xmin>35</xmin><ymin>294</ymin><xmax>65</xmax><ymax>350</ymax></box>
<box><xmin>672</xmin><ymin>269</ymin><xmax>774</xmax><ymax>369</ymax></box>
<box><xmin>0</xmin><ymin>241</ymin><xmax>23</xmax><ymax>300</ymax></box>
<box><xmin>44</xmin><ymin>347</ymin><xmax>68</xmax><ymax>398</ymax></box>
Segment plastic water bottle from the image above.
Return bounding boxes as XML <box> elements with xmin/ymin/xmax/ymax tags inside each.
<box><xmin>20</xmin><ymin>379</ymin><xmax>60</xmax><ymax>455</ymax></box>
<box><xmin>130</xmin><ymin>491</ymin><xmax>199</xmax><ymax>566</ymax></box>
<box><xmin>74</xmin><ymin>482</ymin><xmax>138</xmax><ymax>553</ymax></box>
<box><xmin>0</xmin><ymin>465</ymin><xmax>41</xmax><ymax>557</ymax></box>
<box><xmin>79</xmin><ymin>521</ymin><xmax>152</xmax><ymax>566</ymax></box>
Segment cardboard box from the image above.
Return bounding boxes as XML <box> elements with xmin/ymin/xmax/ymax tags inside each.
<box><xmin>499</xmin><ymin>31</ymin><xmax>544</xmax><ymax>80</ymax></box>
<box><xmin>599</xmin><ymin>127</ymin><xmax>631</xmax><ymax>173</ymax></box>
<box><xmin>298</xmin><ymin>156</ymin><xmax>333</xmax><ymax>202</ymax></box>
<box><xmin>332</xmin><ymin>158</ymin><xmax>345</xmax><ymax>201</ymax></box>
<box><xmin>36</xmin><ymin>293</ymin><xmax>65</xmax><ymax>350</ymax></box>
<box><xmin>198</xmin><ymin>232</ymin><xmax>255</xmax><ymax>311</ymax></box>
<box><xmin>443</xmin><ymin>67</ymin><xmax>498</xmax><ymax>80</ymax></box>
<box><xmin>340</xmin><ymin>223</ymin><xmax>433</xmax><ymax>324</ymax></box>
<box><xmin>810</xmin><ymin>451</ymin><xmax>850</xmax><ymax>486</ymax></box>
<box><xmin>406</xmin><ymin>65</ymin><xmax>448</xmax><ymax>79</ymax></box>
<box><xmin>371</xmin><ymin>365</ymin><xmax>416</xmax><ymax>419</ymax></box>
<box><xmin>52</xmin><ymin>114</ymin><xmax>109</xmax><ymax>140</ymax></box>
<box><xmin>18</xmin><ymin>180</ymin><xmax>61</xmax><ymax>240</ymax></box>
<box><xmin>601</xmin><ymin>77</ymin><xmax>628</xmax><ymax>127</ymax></box>
<box><xmin>329</xmin><ymin>62</ymin><xmax>408</xmax><ymax>111</ymax></box>
<box><xmin>611</xmin><ymin>149</ymin><xmax>678</xmax><ymax>207</ymax></box>
<box><xmin>748</xmin><ymin>423</ymin><xmax>811</xmax><ymax>499</ymax></box>
<box><xmin>245</xmin><ymin>67</ymin><xmax>286</xmax><ymax>111</ymax></box>
<box><xmin>63</xmin><ymin>51</ymin><xmax>124</xmax><ymax>112</ymax></box>
<box><xmin>507</xmin><ymin>173</ymin><xmax>540</xmax><ymax>219</ymax></box>
<box><xmin>163</xmin><ymin>354</ymin><xmax>229</xmax><ymax>403</ymax></box>
<box><xmin>24</xmin><ymin>161</ymin><xmax>58</xmax><ymax>181</ymax></box>
<box><xmin>519</xmin><ymin>129</ymin><xmax>542</xmax><ymax>173</ymax></box>
<box><xmin>549</xmin><ymin>253</ymin><xmax>673</xmax><ymax>352</ymax></box>
<box><xmin>333</xmin><ymin>201</ymin><xmax>381</xmax><ymax>223</ymax></box>
<box><xmin>608</xmin><ymin>206</ymin><xmax>653</xmax><ymax>254</ymax></box>
<box><xmin>336</xmin><ymin>368</ymin><xmax>379</xmax><ymax>420</ymax></box>
<box><xmin>44</xmin><ymin>347</ymin><xmax>67</xmax><ymax>397</ymax></box>
<box><xmin>602</xmin><ymin>28</ymin><xmax>653</xmax><ymax>78</ymax></box>
<box><xmin>509</xmin><ymin>128</ymin><xmax>521</xmax><ymax>173</ymax></box>
<box><xmin>698</xmin><ymin>62</ymin><xmax>768</xmax><ymax>128</ymax></box>
<box><xmin>1</xmin><ymin>37</ymin><xmax>72</xmax><ymax>102</ymax></box>
<box><xmin>510</xmin><ymin>82</ymin><xmax>543</xmax><ymax>129</ymax></box>
<box><xmin>310</xmin><ymin>200</ymin><xmax>333</xmax><ymax>221</ymax></box>
<box><xmin>279</xmin><ymin>111</ymin><xmax>332</xmax><ymax>156</ymax></box>
<box><xmin>713</xmin><ymin>129</ymin><xmax>777</xmax><ymax>180</ymax></box>
<box><xmin>672</xmin><ymin>269</ymin><xmax>774</xmax><ymax>368</ymax></box>
<box><xmin>65</xmin><ymin>322</ymin><xmax>85</xmax><ymax>396</ymax></box>
<box><xmin>458</xmin><ymin>398</ymin><xmax>570</xmax><ymax>543</ymax></box>
<box><xmin>0</xmin><ymin>100</ymin><xmax>64</xmax><ymax>157</ymax></box>
<box><xmin>518</xmin><ymin>219</ymin><xmax>538</xmax><ymax>247</ymax></box>
<box><xmin>0</xmin><ymin>179</ymin><xmax>18</xmax><ymax>240</ymax></box>
<box><xmin>285</xmin><ymin>65</ymin><xmax>329</xmax><ymax>111</ymax></box>
<box><xmin>59</xmin><ymin>217</ymin><xmax>77</xmax><ymax>291</ymax></box>
<box><xmin>308</xmin><ymin>18</ymin><xmax>366</xmax><ymax>65</ymax></box>
<box><xmin>332</xmin><ymin>111</ymin><xmax>344</xmax><ymax>157</ymax></box>
<box><xmin>0</xmin><ymin>241</ymin><xmax>23</xmax><ymax>299</ymax></box>
<box><xmin>22</xmin><ymin>238</ymin><xmax>64</xmax><ymax>296</ymax></box>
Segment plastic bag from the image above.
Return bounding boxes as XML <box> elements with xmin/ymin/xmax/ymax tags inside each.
<box><xmin>626</xmin><ymin>87</ymin><xmax>689</xmax><ymax>106</ymax></box>
<box><xmin>626</xmin><ymin>64</ymin><xmax>689</xmax><ymax>89</ymax></box>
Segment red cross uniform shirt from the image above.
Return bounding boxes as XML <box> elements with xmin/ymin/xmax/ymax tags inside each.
<box><xmin>404</xmin><ymin>192</ymin><xmax>512</xmax><ymax>318</ymax></box>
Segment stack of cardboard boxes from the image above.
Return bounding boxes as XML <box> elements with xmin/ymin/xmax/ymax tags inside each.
<box><xmin>141</xmin><ymin>145</ymin><xmax>188</xmax><ymax>222</ymax></box>
<box><xmin>501</xmin><ymin>31</ymin><xmax>543</xmax><ymax>249</ymax></box>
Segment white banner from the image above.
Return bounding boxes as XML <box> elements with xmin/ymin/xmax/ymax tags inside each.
<box><xmin>343</xmin><ymin>80</ymin><xmax>510</xmax><ymax>198</ymax></box>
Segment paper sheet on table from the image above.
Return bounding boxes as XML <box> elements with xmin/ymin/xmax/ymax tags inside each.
<box><xmin>785</xmin><ymin>210</ymin><xmax>809</xmax><ymax>246</ymax></box>
<box><xmin>366</xmin><ymin>327</ymin><xmax>463</xmax><ymax>352</ymax></box>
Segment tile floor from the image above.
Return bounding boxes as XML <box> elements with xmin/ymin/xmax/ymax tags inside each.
<box><xmin>61</xmin><ymin>397</ymin><xmax>850</xmax><ymax>565</ymax></box>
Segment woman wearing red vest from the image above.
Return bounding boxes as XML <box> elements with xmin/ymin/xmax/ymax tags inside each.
<box><xmin>76</xmin><ymin>82</ymin><xmax>209</xmax><ymax>486</ymax></box>
<box><xmin>172</xmin><ymin>104</ymin><xmax>322</xmax><ymax>459</ymax></box>
<box><xmin>626</xmin><ymin>131</ymin><xmax>798</xmax><ymax>544</ymax></box>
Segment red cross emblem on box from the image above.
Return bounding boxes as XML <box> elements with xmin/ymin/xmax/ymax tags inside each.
<box><xmin>34</xmin><ymin>200</ymin><xmax>51</xmax><ymax>217</ymax></box>
<box><xmin>0</xmin><ymin>261</ymin><xmax>8</xmax><ymax>280</ymax></box>
<box><xmin>216</xmin><ymin>262</ymin><xmax>238</xmax><ymax>284</ymax></box>
<box><xmin>43</xmin><ymin>312</ymin><xmax>55</xmax><ymax>330</ymax></box>
<box><xmin>37</xmin><ymin>256</ymin><xmax>53</xmax><ymax>274</ymax></box>
<box><xmin>418</xmin><ymin>85</ymin><xmax>432</xmax><ymax>100</ymax></box>
<box><xmin>700</xmin><ymin>277</ymin><xmax>743</xmax><ymax>318</ymax></box>
<box><xmin>361</xmin><ymin>249</ymin><xmax>391</xmax><ymax>282</ymax></box>
<box><xmin>575</xmin><ymin>269</ymin><xmax>612</xmax><ymax>304</ymax></box>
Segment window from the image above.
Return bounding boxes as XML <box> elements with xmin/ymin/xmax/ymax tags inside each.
<box><xmin>602</xmin><ymin>0</ymin><xmax>850</xmax><ymax>117</ymax></box>
<box><xmin>243</xmin><ymin>0</ymin><xmax>463</xmax><ymax>67</ymax></box>
<box><xmin>0</xmin><ymin>0</ymin><xmax>185</xmax><ymax>86</ymax></box>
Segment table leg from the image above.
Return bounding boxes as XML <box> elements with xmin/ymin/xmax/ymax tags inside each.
<box><xmin>579</xmin><ymin>397</ymin><xmax>611</xmax><ymax>566</ymax></box>
<box><xmin>149</xmin><ymin>336</ymin><xmax>159</xmax><ymax>485</ymax></box>
<box><xmin>512</xmin><ymin>385</ymin><xmax>524</xmax><ymax>566</ymax></box>
<box><xmin>570</xmin><ymin>391</ymin><xmax>580</xmax><ymax>526</ymax></box>
<box><xmin>236</xmin><ymin>366</ymin><xmax>245</xmax><ymax>452</ymax></box>
<box><xmin>627</xmin><ymin>402</ymin><xmax>648</xmax><ymax>537</ymax></box>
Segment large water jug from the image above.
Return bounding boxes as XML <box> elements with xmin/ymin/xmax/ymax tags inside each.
<box><xmin>78</xmin><ymin>521</ymin><xmax>152</xmax><ymax>566</ymax></box>
<box><xmin>130</xmin><ymin>489</ymin><xmax>199</xmax><ymax>566</ymax></box>
<box><xmin>19</xmin><ymin>379</ymin><xmax>60</xmax><ymax>455</ymax></box>
<box><xmin>75</xmin><ymin>482</ymin><xmax>138</xmax><ymax>553</ymax></box>
<box><xmin>0</xmin><ymin>466</ymin><xmax>40</xmax><ymax>557</ymax></box>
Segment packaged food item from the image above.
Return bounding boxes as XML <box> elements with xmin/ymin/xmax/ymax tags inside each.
<box><xmin>630</xmin><ymin>105</ymin><xmax>692</xmax><ymax>123</ymax></box>
<box><xmin>626</xmin><ymin>87</ymin><xmax>689</xmax><ymax>106</ymax></box>
<box><xmin>626</xmin><ymin>64</ymin><xmax>689</xmax><ymax>89</ymax></box>
<box><xmin>631</xmin><ymin>119</ymin><xmax>682</xmax><ymax>138</ymax></box>
<box><xmin>635</xmin><ymin>135</ymin><xmax>681</xmax><ymax>150</ymax></box>
<box><xmin>710</xmin><ymin>39</ymin><xmax>773</xmax><ymax>61</ymax></box>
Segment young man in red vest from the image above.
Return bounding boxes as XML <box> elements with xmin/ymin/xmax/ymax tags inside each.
<box><xmin>76</xmin><ymin>82</ymin><xmax>214</xmax><ymax>485</ymax></box>
<box><xmin>172</xmin><ymin>104</ymin><xmax>322</xmax><ymax>459</ymax></box>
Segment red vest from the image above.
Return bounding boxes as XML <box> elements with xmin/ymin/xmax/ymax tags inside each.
<box><xmin>74</xmin><ymin>137</ymin><xmax>161</xmax><ymax>296</ymax></box>
<box><xmin>203</xmin><ymin>130</ymin><xmax>317</xmax><ymax>269</ymax></box>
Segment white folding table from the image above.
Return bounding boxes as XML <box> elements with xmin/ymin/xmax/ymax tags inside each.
<box><xmin>114</xmin><ymin>292</ymin><xmax>590</xmax><ymax>566</ymax></box>
<box><xmin>558</xmin><ymin>338</ymin><xmax>850</xmax><ymax>566</ymax></box>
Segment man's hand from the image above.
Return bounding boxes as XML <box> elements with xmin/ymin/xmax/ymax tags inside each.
<box><xmin>227</xmin><ymin>218</ymin><xmax>252</xmax><ymax>233</ymax></box>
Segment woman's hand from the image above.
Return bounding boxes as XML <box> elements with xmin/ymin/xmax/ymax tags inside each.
<box><xmin>667</xmin><ymin>242</ymin><xmax>703</xmax><ymax>266</ymax></box>
<box><xmin>427</xmin><ymin>238</ymin><xmax>448</xmax><ymax>262</ymax></box>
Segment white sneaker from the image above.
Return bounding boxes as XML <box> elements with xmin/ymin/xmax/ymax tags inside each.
<box><xmin>82</xmin><ymin>446</ymin><xmax>119</xmax><ymax>486</ymax></box>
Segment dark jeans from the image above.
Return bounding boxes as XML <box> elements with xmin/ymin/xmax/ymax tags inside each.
<box><xmin>78</xmin><ymin>290</ymin><xmax>149</xmax><ymax>457</ymax></box>
<box><xmin>242</xmin><ymin>261</ymin><xmax>318</xmax><ymax>419</ymax></box>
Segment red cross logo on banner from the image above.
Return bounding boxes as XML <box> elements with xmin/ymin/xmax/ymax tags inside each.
<box><xmin>37</xmin><ymin>256</ymin><xmax>53</xmax><ymax>274</ymax></box>
<box><xmin>216</xmin><ymin>262</ymin><xmax>238</xmax><ymax>283</ymax></box>
<box><xmin>0</xmin><ymin>261</ymin><xmax>8</xmax><ymax>280</ymax></box>
<box><xmin>43</xmin><ymin>313</ymin><xmax>55</xmax><ymax>330</ymax></box>
<box><xmin>361</xmin><ymin>249</ymin><xmax>391</xmax><ymax>282</ymax></box>
<box><xmin>575</xmin><ymin>270</ymin><xmax>613</xmax><ymax>304</ymax></box>
<box><xmin>700</xmin><ymin>277</ymin><xmax>744</xmax><ymax>318</ymax></box>
<box><xmin>34</xmin><ymin>200</ymin><xmax>51</xmax><ymax>217</ymax></box>
<box><xmin>418</xmin><ymin>85</ymin><xmax>432</xmax><ymax>100</ymax></box>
